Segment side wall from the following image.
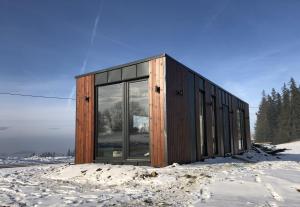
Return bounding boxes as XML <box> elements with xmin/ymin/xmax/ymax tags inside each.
<box><xmin>165</xmin><ymin>58</ymin><xmax>197</xmax><ymax>164</ymax></box>
<box><xmin>149</xmin><ymin>57</ymin><xmax>167</xmax><ymax>167</ymax></box>
<box><xmin>165</xmin><ymin>57</ymin><xmax>251</xmax><ymax>164</ymax></box>
<box><xmin>75</xmin><ymin>75</ymin><xmax>95</xmax><ymax>164</ymax></box>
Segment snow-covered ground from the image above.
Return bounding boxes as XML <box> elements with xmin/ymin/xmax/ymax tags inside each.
<box><xmin>0</xmin><ymin>142</ymin><xmax>299</xmax><ymax>207</ymax></box>
<box><xmin>0</xmin><ymin>156</ymin><xmax>74</xmax><ymax>168</ymax></box>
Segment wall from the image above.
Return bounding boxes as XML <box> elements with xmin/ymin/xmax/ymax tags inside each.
<box><xmin>149</xmin><ymin>57</ymin><xmax>167</xmax><ymax>167</ymax></box>
<box><xmin>165</xmin><ymin>58</ymin><xmax>196</xmax><ymax>164</ymax></box>
<box><xmin>75</xmin><ymin>75</ymin><xmax>95</xmax><ymax>164</ymax></box>
<box><xmin>165</xmin><ymin>56</ymin><xmax>251</xmax><ymax>164</ymax></box>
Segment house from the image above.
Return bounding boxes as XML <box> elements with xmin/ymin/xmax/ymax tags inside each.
<box><xmin>75</xmin><ymin>54</ymin><xmax>251</xmax><ymax>167</ymax></box>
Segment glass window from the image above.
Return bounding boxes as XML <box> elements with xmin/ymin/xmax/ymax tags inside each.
<box><xmin>128</xmin><ymin>80</ymin><xmax>149</xmax><ymax>158</ymax></box>
<box><xmin>97</xmin><ymin>83</ymin><xmax>123</xmax><ymax>158</ymax></box>
<box><xmin>199</xmin><ymin>91</ymin><xmax>206</xmax><ymax>156</ymax></box>
<box><xmin>237</xmin><ymin>109</ymin><xmax>245</xmax><ymax>150</ymax></box>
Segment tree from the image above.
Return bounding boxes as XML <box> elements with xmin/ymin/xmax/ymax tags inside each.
<box><xmin>289</xmin><ymin>78</ymin><xmax>300</xmax><ymax>141</ymax></box>
<box><xmin>255</xmin><ymin>78</ymin><xmax>300</xmax><ymax>144</ymax></box>
<box><xmin>278</xmin><ymin>83</ymin><xmax>290</xmax><ymax>143</ymax></box>
<box><xmin>255</xmin><ymin>91</ymin><xmax>270</xmax><ymax>142</ymax></box>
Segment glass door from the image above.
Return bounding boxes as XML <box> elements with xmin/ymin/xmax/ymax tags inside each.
<box><xmin>96</xmin><ymin>83</ymin><xmax>123</xmax><ymax>159</ymax></box>
<box><xmin>96</xmin><ymin>79</ymin><xmax>149</xmax><ymax>161</ymax></box>
<box><xmin>128</xmin><ymin>80</ymin><xmax>150</xmax><ymax>159</ymax></box>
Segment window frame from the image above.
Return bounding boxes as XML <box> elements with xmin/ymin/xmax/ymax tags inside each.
<box><xmin>94</xmin><ymin>77</ymin><xmax>150</xmax><ymax>163</ymax></box>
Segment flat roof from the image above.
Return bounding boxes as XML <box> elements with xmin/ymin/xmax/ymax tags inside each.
<box><xmin>75</xmin><ymin>53</ymin><xmax>248</xmax><ymax>104</ymax></box>
<box><xmin>75</xmin><ymin>53</ymin><xmax>166</xmax><ymax>79</ymax></box>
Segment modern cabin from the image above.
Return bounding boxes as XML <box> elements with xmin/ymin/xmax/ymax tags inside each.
<box><xmin>75</xmin><ymin>54</ymin><xmax>251</xmax><ymax>167</ymax></box>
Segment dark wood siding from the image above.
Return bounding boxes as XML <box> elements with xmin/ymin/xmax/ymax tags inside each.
<box><xmin>245</xmin><ymin>103</ymin><xmax>251</xmax><ymax>150</ymax></box>
<box><xmin>216</xmin><ymin>88</ymin><xmax>224</xmax><ymax>156</ymax></box>
<box><xmin>75</xmin><ymin>75</ymin><xmax>95</xmax><ymax>164</ymax></box>
<box><xmin>149</xmin><ymin>57</ymin><xmax>167</xmax><ymax>167</ymax></box>
<box><xmin>231</xmin><ymin>97</ymin><xmax>239</xmax><ymax>154</ymax></box>
<box><xmin>204</xmin><ymin>81</ymin><xmax>213</xmax><ymax>157</ymax></box>
<box><xmin>166</xmin><ymin>58</ymin><xmax>196</xmax><ymax>164</ymax></box>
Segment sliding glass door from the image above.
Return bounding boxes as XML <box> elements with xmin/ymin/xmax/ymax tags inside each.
<box><xmin>128</xmin><ymin>80</ymin><xmax>149</xmax><ymax>158</ymax></box>
<box><xmin>97</xmin><ymin>83</ymin><xmax>123</xmax><ymax>159</ymax></box>
<box><xmin>96</xmin><ymin>79</ymin><xmax>149</xmax><ymax>161</ymax></box>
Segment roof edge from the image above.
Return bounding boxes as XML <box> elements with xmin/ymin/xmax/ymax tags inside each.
<box><xmin>75</xmin><ymin>53</ymin><xmax>167</xmax><ymax>79</ymax></box>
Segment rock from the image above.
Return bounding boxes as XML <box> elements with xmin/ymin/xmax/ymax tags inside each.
<box><xmin>150</xmin><ymin>171</ymin><xmax>158</xmax><ymax>177</ymax></box>
<box><xmin>96</xmin><ymin>168</ymin><xmax>102</xmax><ymax>172</ymax></box>
<box><xmin>144</xmin><ymin>198</ymin><xmax>153</xmax><ymax>204</ymax></box>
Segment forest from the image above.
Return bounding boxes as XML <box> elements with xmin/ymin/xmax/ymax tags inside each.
<box><xmin>255</xmin><ymin>78</ymin><xmax>300</xmax><ymax>144</ymax></box>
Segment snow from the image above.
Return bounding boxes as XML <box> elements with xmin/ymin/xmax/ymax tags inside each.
<box><xmin>0</xmin><ymin>156</ymin><xmax>74</xmax><ymax>168</ymax></box>
<box><xmin>0</xmin><ymin>141</ymin><xmax>299</xmax><ymax>206</ymax></box>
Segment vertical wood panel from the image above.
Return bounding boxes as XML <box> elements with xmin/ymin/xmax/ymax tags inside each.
<box><xmin>166</xmin><ymin>58</ymin><xmax>196</xmax><ymax>164</ymax></box>
<box><xmin>216</xmin><ymin>88</ymin><xmax>224</xmax><ymax>156</ymax></box>
<box><xmin>244</xmin><ymin>103</ymin><xmax>251</xmax><ymax>150</ymax></box>
<box><xmin>232</xmin><ymin>97</ymin><xmax>239</xmax><ymax>154</ymax></box>
<box><xmin>205</xmin><ymin>81</ymin><xmax>213</xmax><ymax>157</ymax></box>
<box><xmin>149</xmin><ymin>57</ymin><xmax>166</xmax><ymax>167</ymax></box>
<box><xmin>75</xmin><ymin>75</ymin><xmax>94</xmax><ymax>164</ymax></box>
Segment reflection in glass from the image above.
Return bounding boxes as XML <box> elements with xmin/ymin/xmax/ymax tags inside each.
<box><xmin>237</xmin><ymin>109</ymin><xmax>245</xmax><ymax>150</ymax></box>
<box><xmin>129</xmin><ymin>80</ymin><xmax>149</xmax><ymax>158</ymax></box>
<box><xmin>199</xmin><ymin>91</ymin><xmax>206</xmax><ymax>156</ymax></box>
<box><xmin>97</xmin><ymin>83</ymin><xmax>123</xmax><ymax>158</ymax></box>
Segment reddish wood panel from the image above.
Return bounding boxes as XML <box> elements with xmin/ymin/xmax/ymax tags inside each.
<box><xmin>75</xmin><ymin>75</ymin><xmax>95</xmax><ymax>164</ymax></box>
<box><xmin>165</xmin><ymin>58</ymin><xmax>196</xmax><ymax>164</ymax></box>
<box><xmin>149</xmin><ymin>57</ymin><xmax>166</xmax><ymax>167</ymax></box>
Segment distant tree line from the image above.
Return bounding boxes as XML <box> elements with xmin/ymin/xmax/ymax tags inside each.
<box><xmin>255</xmin><ymin>78</ymin><xmax>300</xmax><ymax>144</ymax></box>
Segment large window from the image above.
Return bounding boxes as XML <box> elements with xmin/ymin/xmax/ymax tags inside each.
<box><xmin>211</xmin><ymin>96</ymin><xmax>218</xmax><ymax>155</ymax></box>
<box><xmin>128</xmin><ymin>80</ymin><xmax>149</xmax><ymax>158</ymax></box>
<box><xmin>237</xmin><ymin>109</ymin><xmax>245</xmax><ymax>150</ymax></box>
<box><xmin>97</xmin><ymin>83</ymin><xmax>123</xmax><ymax>158</ymax></box>
<box><xmin>96</xmin><ymin>79</ymin><xmax>149</xmax><ymax>160</ymax></box>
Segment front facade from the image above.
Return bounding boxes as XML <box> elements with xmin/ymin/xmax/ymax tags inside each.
<box><xmin>75</xmin><ymin>54</ymin><xmax>251</xmax><ymax>167</ymax></box>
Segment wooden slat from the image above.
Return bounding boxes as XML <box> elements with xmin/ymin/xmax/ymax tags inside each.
<box><xmin>216</xmin><ymin>88</ymin><xmax>224</xmax><ymax>156</ymax></box>
<box><xmin>244</xmin><ymin>103</ymin><xmax>251</xmax><ymax>150</ymax></box>
<box><xmin>149</xmin><ymin>57</ymin><xmax>166</xmax><ymax>167</ymax></box>
<box><xmin>205</xmin><ymin>81</ymin><xmax>213</xmax><ymax>157</ymax></box>
<box><xmin>231</xmin><ymin>97</ymin><xmax>239</xmax><ymax>154</ymax></box>
<box><xmin>75</xmin><ymin>75</ymin><xmax>94</xmax><ymax>164</ymax></box>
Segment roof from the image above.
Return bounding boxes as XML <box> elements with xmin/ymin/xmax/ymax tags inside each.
<box><xmin>75</xmin><ymin>53</ymin><xmax>248</xmax><ymax>104</ymax></box>
<box><xmin>75</xmin><ymin>53</ymin><xmax>166</xmax><ymax>79</ymax></box>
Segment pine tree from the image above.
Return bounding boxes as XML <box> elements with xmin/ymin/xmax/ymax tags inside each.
<box><xmin>255</xmin><ymin>91</ymin><xmax>270</xmax><ymax>142</ymax></box>
<box><xmin>289</xmin><ymin>78</ymin><xmax>300</xmax><ymax>141</ymax></box>
<box><xmin>268</xmin><ymin>89</ymin><xmax>282</xmax><ymax>144</ymax></box>
<box><xmin>256</xmin><ymin>77</ymin><xmax>300</xmax><ymax>144</ymax></box>
<box><xmin>278</xmin><ymin>83</ymin><xmax>291</xmax><ymax>143</ymax></box>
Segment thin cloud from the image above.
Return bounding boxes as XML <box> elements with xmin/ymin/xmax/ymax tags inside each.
<box><xmin>68</xmin><ymin>0</ymin><xmax>103</xmax><ymax>109</ymax></box>
<box><xmin>48</xmin><ymin>127</ymin><xmax>60</xmax><ymax>130</ymax></box>
<box><xmin>201</xmin><ymin>0</ymin><xmax>231</xmax><ymax>32</ymax></box>
<box><xmin>0</xmin><ymin>127</ymin><xmax>9</xmax><ymax>131</ymax></box>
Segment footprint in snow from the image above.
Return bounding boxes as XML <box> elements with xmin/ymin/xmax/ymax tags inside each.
<box><xmin>199</xmin><ymin>187</ymin><xmax>211</xmax><ymax>202</ymax></box>
<box><xmin>265</xmin><ymin>183</ymin><xmax>284</xmax><ymax>202</ymax></box>
<box><xmin>255</xmin><ymin>175</ymin><xmax>262</xmax><ymax>183</ymax></box>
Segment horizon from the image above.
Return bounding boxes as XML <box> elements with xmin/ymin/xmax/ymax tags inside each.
<box><xmin>1</xmin><ymin>0</ymin><xmax>300</xmax><ymax>153</ymax></box>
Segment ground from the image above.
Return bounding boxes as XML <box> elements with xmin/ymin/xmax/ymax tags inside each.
<box><xmin>0</xmin><ymin>142</ymin><xmax>299</xmax><ymax>207</ymax></box>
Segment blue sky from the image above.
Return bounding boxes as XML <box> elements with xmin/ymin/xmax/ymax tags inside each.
<box><xmin>1</xmin><ymin>0</ymin><xmax>300</xmax><ymax>153</ymax></box>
